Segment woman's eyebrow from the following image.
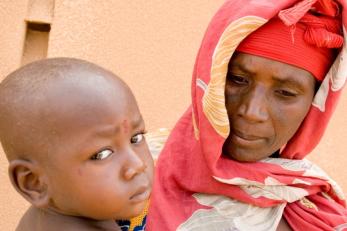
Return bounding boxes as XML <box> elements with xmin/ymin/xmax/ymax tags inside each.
<box><xmin>272</xmin><ymin>75</ymin><xmax>307</xmax><ymax>90</ymax></box>
<box><xmin>229</xmin><ymin>62</ymin><xmax>255</xmax><ymax>75</ymax></box>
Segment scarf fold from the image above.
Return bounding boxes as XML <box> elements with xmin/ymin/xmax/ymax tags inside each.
<box><xmin>148</xmin><ymin>0</ymin><xmax>347</xmax><ymax>230</ymax></box>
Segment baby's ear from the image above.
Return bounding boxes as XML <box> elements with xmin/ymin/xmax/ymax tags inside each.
<box><xmin>8</xmin><ymin>159</ymin><xmax>49</xmax><ymax>208</ymax></box>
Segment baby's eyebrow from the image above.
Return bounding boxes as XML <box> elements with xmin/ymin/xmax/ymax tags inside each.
<box><xmin>93</xmin><ymin>116</ymin><xmax>144</xmax><ymax>137</ymax></box>
<box><xmin>92</xmin><ymin>123</ymin><xmax>122</xmax><ymax>137</ymax></box>
<box><xmin>131</xmin><ymin>116</ymin><xmax>144</xmax><ymax>129</ymax></box>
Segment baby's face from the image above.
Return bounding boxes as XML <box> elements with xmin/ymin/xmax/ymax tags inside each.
<box><xmin>41</xmin><ymin>75</ymin><xmax>154</xmax><ymax>220</ymax></box>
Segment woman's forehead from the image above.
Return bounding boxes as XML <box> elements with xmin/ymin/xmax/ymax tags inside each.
<box><xmin>229</xmin><ymin>52</ymin><xmax>316</xmax><ymax>85</ymax></box>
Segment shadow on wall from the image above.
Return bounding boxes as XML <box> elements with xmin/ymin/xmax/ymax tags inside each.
<box><xmin>21</xmin><ymin>0</ymin><xmax>54</xmax><ymax>65</ymax></box>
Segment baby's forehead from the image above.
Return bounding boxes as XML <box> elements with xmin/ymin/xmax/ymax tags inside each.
<box><xmin>1</xmin><ymin>58</ymin><xmax>130</xmax><ymax>104</ymax></box>
<box><xmin>5</xmin><ymin>57</ymin><xmax>113</xmax><ymax>82</ymax></box>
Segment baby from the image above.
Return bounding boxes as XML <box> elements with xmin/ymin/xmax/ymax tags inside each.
<box><xmin>0</xmin><ymin>58</ymin><xmax>154</xmax><ymax>231</ymax></box>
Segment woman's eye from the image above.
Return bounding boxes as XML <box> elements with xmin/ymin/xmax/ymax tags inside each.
<box><xmin>131</xmin><ymin>133</ymin><xmax>144</xmax><ymax>144</ymax></box>
<box><xmin>229</xmin><ymin>75</ymin><xmax>248</xmax><ymax>85</ymax></box>
<box><xmin>90</xmin><ymin>149</ymin><xmax>113</xmax><ymax>160</ymax></box>
<box><xmin>276</xmin><ymin>89</ymin><xmax>297</xmax><ymax>97</ymax></box>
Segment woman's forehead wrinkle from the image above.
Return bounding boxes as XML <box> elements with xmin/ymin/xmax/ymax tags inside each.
<box><xmin>230</xmin><ymin>57</ymin><xmax>256</xmax><ymax>75</ymax></box>
<box><xmin>232</xmin><ymin>53</ymin><xmax>315</xmax><ymax>90</ymax></box>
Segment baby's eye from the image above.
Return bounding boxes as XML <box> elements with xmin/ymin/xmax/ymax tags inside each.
<box><xmin>131</xmin><ymin>133</ymin><xmax>145</xmax><ymax>144</ymax></box>
<box><xmin>90</xmin><ymin>149</ymin><xmax>113</xmax><ymax>160</ymax></box>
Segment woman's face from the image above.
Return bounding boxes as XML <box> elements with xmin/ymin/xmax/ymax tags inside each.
<box><xmin>223</xmin><ymin>52</ymin><xmax>316</xmax><ymax>162</ymax></box>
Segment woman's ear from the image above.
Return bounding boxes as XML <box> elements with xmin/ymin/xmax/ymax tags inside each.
<box><xmin>8</xmin><ymin>159</ymin><xmax>50</xmax><ymax>208</ymax></box>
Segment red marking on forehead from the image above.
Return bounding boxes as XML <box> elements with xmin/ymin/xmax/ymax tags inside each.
<box><xmin>77</xmin><ymin>168</ymin><xmax>82</xmax><ymax>176</ymax></box>
<box><xmin>122</xmin><ymin>119</ymin><xmax>129</xmax><ymax>134</ymax></box>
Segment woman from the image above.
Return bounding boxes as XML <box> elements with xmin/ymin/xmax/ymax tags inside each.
<box><xmin>147</xmin><ymin>0</ymin><xmax>347</xmax><ymax>230</ymax></box>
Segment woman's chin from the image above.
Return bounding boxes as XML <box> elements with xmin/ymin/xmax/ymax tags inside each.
<box><xmin>224</xmin><ymin>150</ymin><xmax>267</xmax><ymax>162</ymax></box>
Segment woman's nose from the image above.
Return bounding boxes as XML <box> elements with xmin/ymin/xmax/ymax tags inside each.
<box><xmin>122</xmin><ymin>148</ymin><xmax>147</xmax><ymax>181</ymax></box>
<box><xmin>237</xmin><ymin>87</ymin><xmax>269</xmax><ymax>122</ymax></box>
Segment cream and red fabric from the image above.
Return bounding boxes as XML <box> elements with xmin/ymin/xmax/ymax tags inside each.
<box><xmin>147</xmin><ymin>0</ymin><xmax>347</xmax><ymax>230</ymax></box>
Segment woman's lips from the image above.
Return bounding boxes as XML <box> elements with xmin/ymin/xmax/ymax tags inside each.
<box><xmin>231</xmin><ymin>129</ymin><xmax>265</xmax><ymax>146</ymax></box>
<box><xmin>130</xmin><ymin>186</ymin><xmax>150</xmax><ymax>203</ymax></box>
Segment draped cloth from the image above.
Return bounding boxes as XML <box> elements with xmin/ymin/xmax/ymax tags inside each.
<box><xmin>147</xmin><ymin>0</ymin><xmax>347</xmax><ymax>230</ymax></box>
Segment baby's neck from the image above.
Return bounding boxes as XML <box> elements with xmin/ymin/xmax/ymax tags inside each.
<box><xmin>16</xmin><ymin>206</ymin><xmax>121</xmax><ymax>231</ymax></box>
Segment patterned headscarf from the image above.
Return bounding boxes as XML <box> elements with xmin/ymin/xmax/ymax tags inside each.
<box><xmin>148</xmin><ymin>0</ymin><xmax>347</xmax><ymax>230</ymax></box>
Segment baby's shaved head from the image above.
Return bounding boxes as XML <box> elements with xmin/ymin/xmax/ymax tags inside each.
<box><xmin>0</xmin><ymin>58</ymin><xmax>134</xmax><ymax>162</ymax></box>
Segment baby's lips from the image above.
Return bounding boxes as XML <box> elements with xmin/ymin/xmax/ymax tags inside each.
<box><xmin>130</xmin><ymin>185</ymin><xmax>151</xmax><ymax>203</ymax></box>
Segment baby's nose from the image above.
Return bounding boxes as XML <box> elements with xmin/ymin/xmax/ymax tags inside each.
<box><xmin>123</xmin><ymin>148</ymin><xmax>147</xmax><ymax>181</ymax></box>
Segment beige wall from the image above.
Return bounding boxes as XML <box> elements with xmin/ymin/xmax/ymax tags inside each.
<box><xmin>0</xmin><ymin>1</ymin><xmax>346</xmax><ymax>230</ymax></box>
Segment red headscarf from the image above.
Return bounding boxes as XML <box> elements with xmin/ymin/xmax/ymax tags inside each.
<box><xmin>148</xmin><ymin>0</ymin><xmax>347</xmax><ymax>230</ymax></box>
<box><xmin>236</xmin><ymin>12</ymin><xmax>343</xmax><ymax>81</ymax></box>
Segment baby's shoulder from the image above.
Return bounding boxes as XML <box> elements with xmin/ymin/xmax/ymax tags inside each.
<box><xmin>16</xmin><ymin>206</ymin><xmax>121</xmax><ymax>231</ymax></box>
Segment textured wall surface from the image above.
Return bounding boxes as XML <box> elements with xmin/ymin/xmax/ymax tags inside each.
<box><xmin>0</xmin><ymin>0</ymin><xmax>346</xmax><ymax>230</ymax></box>
<box><xmin>0</xmin><ymin>0</ymin><xmax>28</xmax><ymax>80</ymax></box>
